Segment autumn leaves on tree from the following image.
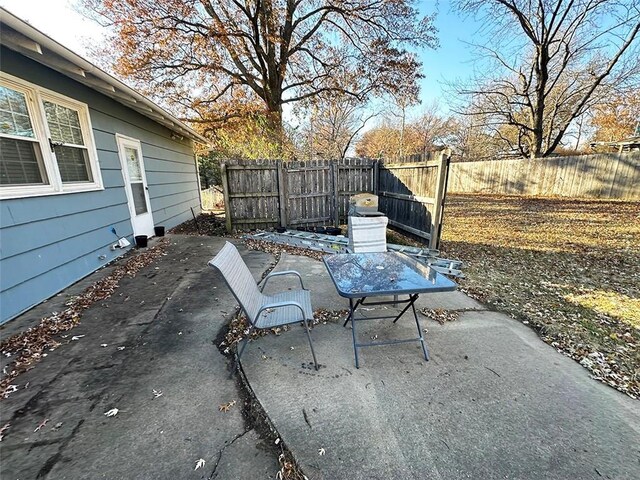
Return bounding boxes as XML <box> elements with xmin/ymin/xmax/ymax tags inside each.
<box><xmin>83</xmin><ymin>0</ymin><xmax>639</xmax><ymax>160</ymax></box>
<box><xmin>83</xmin><ymin>0</ymin><xmax>437</xmax><ymax>154</ymax></box>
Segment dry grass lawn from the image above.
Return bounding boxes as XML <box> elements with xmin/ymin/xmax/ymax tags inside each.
<box><xmin>439</xmin><ymin>194</ymin><xmax>639</xmax><ymax>398</ymax></box>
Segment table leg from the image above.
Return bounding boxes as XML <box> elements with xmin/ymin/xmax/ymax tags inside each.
<box><xmin>347</xmin><ymin>298</ymin><xmax>360</xmax><ymax>368</ymax></box>
<box><xmin>343</xmin><ymin>297</ymin><xmax>363</xmax><ymax>327</ymax></box>
<box><xmin>411</xmin><ymin>296</ymin><xmax>429</xmax><ymax>361</ymax></box>
<box><xmin>392</xmin><ymin>293</ymin><xmax>418</xmax><ymax>323</ymax></box>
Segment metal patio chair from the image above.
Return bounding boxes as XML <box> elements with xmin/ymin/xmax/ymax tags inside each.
<box><xmin>209</xmin><ymin>241</ymin><xmax>319</xmax><ymax>372</ymax></box>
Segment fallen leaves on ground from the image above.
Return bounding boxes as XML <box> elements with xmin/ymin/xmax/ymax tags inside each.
<box><xmin>169</xmin><ymin>212</ymin><xmax>226</xmax><ymax>236</ymax></box>
<box><xmin>220</xmin><ymin>309</ymin><xmax>348</xmax><ymax>355</ymax></box>
<box><xmin>0</xmin><ymin>239</ymin><xmax>169</xmax><ymax>400</ymax></box>
<box><xmin>440</xmin><ymin>194</ymin><xmax>639</xmax><ymax>398</ymax></box>
<box><xmin>33</xmin><ymin>418</ymin><xmax>49</xmax><ymax>433</ymax></box>
<box><xmin>0</xmin><ymin>422</ymin><xmax>9</xmax><ymax>441</ymax></box>
<box><xmin>244</xmin><ymin>238</ymin><xmax>324</xmax><ymax>262</ymax></box>
<box><xmin>420</xmin><ymin>308</ymin><xmax>460</xmax><ymax>324</ymax></box>
<box><xmin>218</xmin><ymin>400</ymin><xmax>237</xmax><ymax>412</ymax></box>
<box><xmin>276</xmin><ymin>451</ymin><xmax>306</xmax><ymax>480</ymax></box>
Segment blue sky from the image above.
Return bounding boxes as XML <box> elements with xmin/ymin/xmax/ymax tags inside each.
<box><xmin>417</xmin><ymin>1</ymin><xmax>482</xmax><ymax>110</ymax></box>
<box><xmin>0</xmin><ymin>0</ymin><xmax>481</xmax><ymax>115</ymax></box>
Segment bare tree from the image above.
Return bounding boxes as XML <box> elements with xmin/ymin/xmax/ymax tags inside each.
<box><xmin>299</xmin><ymin>94</ymin><xmax>377</xmax><ymax>160</ymax></box>
<box><xmin>413</xmin><ymin>101</ymin><xmax>455</xmax><ymax>153</ymax></box>
<box><xmin>451</xmin><ymin>0</ymin><xmax>640</xmax><ymax>158</ymax></box>
<box><xmin>82</xmin><ymin>0</ymin><xmax>437</xmax><ymax>142</ymax></box>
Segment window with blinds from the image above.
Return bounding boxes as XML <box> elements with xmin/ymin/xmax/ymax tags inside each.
<box><xmin>43</xmin><ymin>101</ymin><xmax>92</xmax><ymax>183</ymax></box>
<box><xmin>0</xmin><ymin>85</ymin><xmax>48</xmax><ymax>185</ymax></box>
<box><xmin>0</xmin><ymin>74</ymin><xmax>102</xmax><ymax>198</ymax></box>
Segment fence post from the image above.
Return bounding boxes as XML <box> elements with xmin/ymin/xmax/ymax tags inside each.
<box><xmin>430</xmin><ymin>151</ymin><xmax>448</xmax><ymax>250</ymax></box>
<box><xmin>331</xmin><ymin>161</ymin><xmax>340</xmax><ymax>227</ymax></box>
<box><xmin>373</xmin><ymin>159</ymin><xmax>379</xmax><ymax>195</ymax></box>
<box><xmin>220</xmin><ymin>163</ymin><xmax>232</xmax><ymax>233</ymax></box>
<box><xmin>277</xmin><ymin>160</ymin><xmax>288</xmax><ymax>228</ymax></box>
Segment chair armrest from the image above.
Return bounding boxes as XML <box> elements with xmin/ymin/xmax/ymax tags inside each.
<box><xmin>259</xmin><ymin>270</ymin><xmax>306</xmax><ymax>292</ymax></box>
<box><xmin>257</xmin><ymin>301</ymin><xmax>306</xmax><ymax>320</ymax></box>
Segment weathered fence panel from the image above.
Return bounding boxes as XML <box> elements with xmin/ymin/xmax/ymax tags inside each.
<box><xmin>448</xmin><ymin>152</ymin><xmax>640</xmax><ymax>199</ymax></box>
<box><xmin>221</xmin><ymin>154</ymin><xmax>449</xmax><ymax>248</ymax></box>
<box><xmin>378</xmin><ymin>154</ymin><xmax>449</xmax><ymax>246</ymax></box>
<box><xmin>221</xmin><ymin>160</ymin><xmax>280</xmax><ymax>231</ymax></box>
<box><xmin>285</xmin><ymin>160</ymin><xmax>335</xmax><ymax>226</ymax></box>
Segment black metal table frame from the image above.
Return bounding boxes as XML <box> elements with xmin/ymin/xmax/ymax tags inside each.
<box><xmin>343</xmin><ymin>293</ymin><xmax>428</xmax><ymax>368</ymax></box>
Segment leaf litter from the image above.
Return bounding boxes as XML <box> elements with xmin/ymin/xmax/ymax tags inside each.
<box><xmin>0</xmin><ymin>239</ymin><xmax>169</xmax><ymax>400</ymax></box>
<box><xmin>440</xmin><ymin>195</ymin><xmax>639</xmax><ymax>398</ymax></box>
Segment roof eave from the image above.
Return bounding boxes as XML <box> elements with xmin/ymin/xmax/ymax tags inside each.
<box><xmin>0</xmin><ymin>7</ymin><xmax>210</xmax><ymax>145</ymax></box>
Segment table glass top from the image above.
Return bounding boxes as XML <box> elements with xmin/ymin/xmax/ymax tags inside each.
<box><xmin>323</xmin><ymin>252</ymin><xmax>458</xmax><ymax>297</ymax></box>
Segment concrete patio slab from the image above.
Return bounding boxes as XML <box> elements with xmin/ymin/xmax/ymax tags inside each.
<box><xmin>0</xmin><ymin>236</ymin><xmax>279</xmax><ymax>480</ymax></box>
<box><xmin>243</xmin><ymin>255</ymin><xmax>640</xmax><ymax>480</ymax></box>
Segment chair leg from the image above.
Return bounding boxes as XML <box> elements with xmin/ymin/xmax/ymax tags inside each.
<box><xmin>303</xmin><ymin>319</ymin><xmax>319</xmax><ymax>370</ymax></box>
<box><xmin>231</xmin><ymin>326</ymin><xmax>253</xmax><ymax>377</ymax></box>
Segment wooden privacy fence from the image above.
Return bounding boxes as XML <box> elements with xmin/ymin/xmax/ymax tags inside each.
<box><xmin>221</xmin><ymin>153</ymin><xmax>450</xmax><ymax>249</ymax></box>
<box><xmin>448</xmin><ymin>152</ymin><xmax>640</xmax><ymax>200</ymax></box>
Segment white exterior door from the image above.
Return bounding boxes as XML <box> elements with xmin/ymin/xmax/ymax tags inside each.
<box><xmin>116</xmin><ymin>135</ymin><xmax>154</xmax><ymax>237</ymax></box>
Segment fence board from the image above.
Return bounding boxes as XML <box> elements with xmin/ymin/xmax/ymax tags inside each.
<box><xmin>448</xmin><ymin>152</ymin><xmax>639</xmax><ymax>199</ymax></box>
<box><xmin>221</xmin><ymin>154</ymin><xmax>449</xmax><ymax>247</ymax></box>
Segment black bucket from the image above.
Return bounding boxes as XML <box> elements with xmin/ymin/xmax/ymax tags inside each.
<box><xmin>315</xmin><ymin>226</ymin><xmax>327</xmax><ymax>235</ymax></box>
<box><xmin>135</xmin><ymin>235</ymin><xmax>148</xmax><ymax>248</ymax></box>
<box><xmin>326</xmin><ymin>227</ymin><xmax>341</xmax><ymax>236</ymax></box>
<box><xmin>276</xmin><ymin>226</ymin><xmax>286</xmax><ymax>233</ymax></box>
<box><xmin>154</xmin><ymin>226</ymin><xmax>165</xmax><ymax>237</ymax></box>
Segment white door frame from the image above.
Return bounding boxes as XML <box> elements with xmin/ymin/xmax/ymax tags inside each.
<box><xmin>116</xmin><ymin>134</ymin><xmax>154</xmax><ymax>237</ymax></box>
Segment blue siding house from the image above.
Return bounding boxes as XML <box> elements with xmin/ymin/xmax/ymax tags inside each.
<box><xmin>0</xmin><ymin>9</ymin><xmax>208</xmax><ymax>324</ymax></box>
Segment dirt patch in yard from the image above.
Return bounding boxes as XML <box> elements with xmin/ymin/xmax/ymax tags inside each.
<box><xmin>440</xmin><ymin>194</ymin><xmax>639</xmax><ymax>398</ymax></box>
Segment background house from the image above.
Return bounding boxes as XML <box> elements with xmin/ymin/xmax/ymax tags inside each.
<box><xmin>0</xmin><ymin>9</ymin><xmax>208</xmax><ymax>324</ymax></box>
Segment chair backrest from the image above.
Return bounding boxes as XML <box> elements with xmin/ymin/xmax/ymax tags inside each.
<box><xmin>347</xmin><ymin>216</ymin><xmax>388</xmax><ymax>253</ymax></box>
<box><xmin>209</xmin><ymin>242</ymin><xmax>263</xmax><ymax>323</ymax></box>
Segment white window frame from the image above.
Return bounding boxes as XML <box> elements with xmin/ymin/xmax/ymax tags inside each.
<box><xmin>0</xmin><ymin>72</ymin><xmax>103</xmax><ymax>199</ymax></box>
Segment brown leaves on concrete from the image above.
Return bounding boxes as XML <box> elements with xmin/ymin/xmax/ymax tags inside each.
<box><xmin>440</xmin><ymin>195</ymin><xmax>639</xmax><ymax>399</ymax></box>
<box><xmin>220</xmin><ymin>309</ymin><xmax>345</xmax><ymax>357</ymax></box>
<box><xmin>218</xmin><ymin>400</ymin><xmax>237</xmax><ymax>412</ymax></box>
<box><xmin>244</xmin><ymin>238</ymin><xmax>324</xmax><ymax>262</ymax></box>
<box><xmin>420</xmin><ymin>308</ymin><xmax>460</xmax><ymax>324</ymax></box>
<box><xmin>0</xmin><ymin>239</ymin><xmax>169</xmax><ymax>400</ymax></box>
<box><xmin>276</xmin><ymin>450</ymin><xmax>306</xmax><ymax>480</ymax></box>
<box><xmin>169</xmin><ymin>212</ymin><xmax>226</xmax><ymax>236</ymax></box>
<box><xmin>0</xmin><ymin>422</ymin><xmax>10</xmax><ymax>441</ymax></box>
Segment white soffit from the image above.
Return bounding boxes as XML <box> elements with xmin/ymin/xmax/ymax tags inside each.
<box><xmin>0</xmin><ymin>8</ymin><xmax>209</xmax><ymax>145</ymax></box>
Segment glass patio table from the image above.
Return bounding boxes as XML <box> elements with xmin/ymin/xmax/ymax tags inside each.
<box><xmin>323</xmin><ymin>252</ymin><xmax>458</xmax><ymax>368</ymax></box>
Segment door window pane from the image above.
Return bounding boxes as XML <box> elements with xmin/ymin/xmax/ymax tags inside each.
<box><xmin>0</xmin><ymin>137</ymin><xmax>47</xmax><ymax>185</ymax></box>
<box><xmin>43</xmin><ymin>101</ymin><xmax>85</xmax><ymax>145</ymax></box>
<box><xmin>130</xmin><ymin>182</ymin><xmax>148</xmax><ymax>214</ymax></box>
<box><xmin>125</xmin><ymin>147</ymin><xmax>142</xmax><ymax>181</ymax></box>
<box><xmin>0</xmin><ymin>86</ymin><xmax>35</xmax><ymax>138</ymax></box>
<box><xmin>53</xmin><ymin>145</ymin><xmax>92</xmax><ymax>182</ymax></box>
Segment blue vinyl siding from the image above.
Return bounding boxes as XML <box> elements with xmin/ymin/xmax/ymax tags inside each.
<box><xmin>0</xmin><ymin>47</ymin><xmax>201</xmax><ymax>323</ymax></box>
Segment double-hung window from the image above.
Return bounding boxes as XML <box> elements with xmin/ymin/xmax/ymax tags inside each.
<box><xmin>0</xmin><ymin>73</ymin><xmax>102</xmax><ymax>198</ymax></box>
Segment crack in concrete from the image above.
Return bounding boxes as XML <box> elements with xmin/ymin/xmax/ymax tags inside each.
<box><xmin>36</xmin><ymin>419</ymin><xmax>84</xmax><ymax>479</ymax></box>
<box><xmin>208</xmin><ymin>428</ymin><xmax>252</xmax><ymax>479</ymax></box>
